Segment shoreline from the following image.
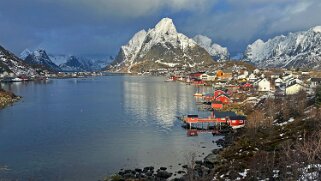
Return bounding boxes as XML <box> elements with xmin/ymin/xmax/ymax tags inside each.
<box><xmin>106</xmin><ymin>131</ymin><xmax>234</xmax><ymax>181</ymax></box>
<box><xmin>0</xmin><ymin>88</ymin><xmax>21</xmax><ymax>110</ymax></box>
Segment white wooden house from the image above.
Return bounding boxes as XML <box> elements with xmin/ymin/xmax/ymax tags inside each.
<box><xmin>275</xmin><ymin>78</ymin><xmax>284</xmax><ymax>87</ymax></box>
<box><xmin>248</xmin><ymin>73</ymin><xmax>257</xmax><ymax>82</ymax></box>
<box><xmin>310</xmin><ymin>78</ymin><xmax>321</xmax><ymax>88</ymax></box>
<box><xmin>257</xmin><ymin>78</ymin><xmax>271</xmax><ymax>92</ymax></box>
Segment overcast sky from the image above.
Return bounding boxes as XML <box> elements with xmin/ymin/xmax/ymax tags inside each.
<box><xmin>1</xmin><ymin>0</ymin><xmax>321</xmax><ymax>57</ymax></box>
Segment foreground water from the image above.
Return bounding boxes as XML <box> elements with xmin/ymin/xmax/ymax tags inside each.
<box><xmin>0</xmin><ymin>76</ymin><xmax>220</xmax><ymax>180</ymax></box>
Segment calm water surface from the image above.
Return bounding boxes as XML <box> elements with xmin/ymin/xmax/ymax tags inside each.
<box><xmin>0</xmin><ymin>76</ymin><xmax>220</xmax><ymax>180</ymax></box>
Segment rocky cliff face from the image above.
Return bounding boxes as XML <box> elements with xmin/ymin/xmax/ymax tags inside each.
<box><xmin>108</xmin><ymin>18</ymin><xmax>215</xmax><ymax>73</ymax></box>
<box><xmin>244</xmin><ymin>26</ymin><xmax>321</xmax><ymax>69</ymax></box>
<box><xmin>0</xmin><ymin>45</ymin><xmax>37</xmax><ymax>76</ymax></box>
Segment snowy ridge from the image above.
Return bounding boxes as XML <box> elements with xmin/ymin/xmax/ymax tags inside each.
<box><xmin>109</xmin><ymin>18</ymin><xmax>215</xmax><ymax>73</ymax></box>
<box><xmin>20</xmin><ymin>49</ymin><xmax>32</xmax><ymax>60</ymax></box>
<box><xmin>244</xmin><ymin>26</ymin><xmax>321</xmax><ymax>69</ymax></box>
<box><xmin>0</xmin><ymin>46</ymin><xmax>37</xmax><ymax>76</ymax></box>
<box><xmin>193</xmin><ymin>35</ymin><xmax>229</xmax><ymax>61</ymax></box>
<box><xmin>57</xmin><ymin>55</ymin><xmax>110</xmax><ymax>72</ymax></box>
<box><xmin>22</xmin><ymin>49</ymin><xmax>61</xmax><ymax>71</ymax></box>
<box><xmin>21</xmin><ymin>49</ymin><xmax>110</xmax><ymax>72</ymax></box>
<box><xmin>120</xmin><ymin>30</ymin><xmax>147</xmax><ymax>71</ymax></box>
<box><xmin>140</xmin><ymin>18</ymin><xmax>197</xmax><ymax>54</ymax></box>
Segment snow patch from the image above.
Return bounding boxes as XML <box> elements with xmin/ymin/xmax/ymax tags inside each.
<box><xmin>312</xmin><ymin>26</ymin><xmax>321</xmax><ymax>33</ymax></box>
<box><xmin>276</xmin><ymin>117</ymin><xmax>295</xmax><ymax>126</ymax></box>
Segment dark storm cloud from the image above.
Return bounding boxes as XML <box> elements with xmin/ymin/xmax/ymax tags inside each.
<box><xmin>0</xmin><ymin>0</ymin><xmax>320</xmax><ymax>57</ymax></box>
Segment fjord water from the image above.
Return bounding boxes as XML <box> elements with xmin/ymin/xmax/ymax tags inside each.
<box><xmin>0</xmin><ymin>76</ymin><xmax>219</xmax><ymax>180</ymax></box>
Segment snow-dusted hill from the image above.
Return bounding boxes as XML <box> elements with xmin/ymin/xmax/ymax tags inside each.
<box><xmin>22</xmin><ymin>49</ymin><xmax>61</xmax><ymax>71</ymax></box>
<box><xmin>55</xmin><ymin>55</ymin><xmax>110</xmax><ymax>72</ymax></box>
<box><xmin>108</xmin><ymin>18</ymin><xmax>215</xmax><ymax>73</ymax></box>
<box><xmin>193</xmin><ymin>35</ymin><xmax>229</xmax><ymax>61</ymax></box>
<box><xmin>20</xmin><ymin>49</ymin><xmax>110</xmax><ymax>72</ymax></box>
<box><xmin>0</xmin><ymin>46</ymin><xmax>37</xmax><ymax>76</ymax></box>
<box><xmin>244</xmin><ymin>26</ymin><xmax>321</xmax><ymax>69</ymax></box>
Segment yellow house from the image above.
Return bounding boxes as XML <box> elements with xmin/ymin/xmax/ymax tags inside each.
<box><xmin>285</xmin><ymin>83</ymin><xmax>305</xmax><ymax>95</ymax></box>
<box><xmin>216</xmin><ymin>70</ymin><xmax>232</xmax><ymax>80</ymax></box>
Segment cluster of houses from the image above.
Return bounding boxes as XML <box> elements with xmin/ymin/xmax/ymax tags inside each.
<box><xmin>0</xmin><ymin>71</ymin><xmax>103</xmax><ymax>82</ymax></box>
<box><xmin>170</xmin><ymin>68</ymin><xmax>321</xmax><ymax>96</ymax></box>
<box><xmin>177</xmin><ymin>68</ymin><xmax>321</xmax><ymax>134</ymax></box>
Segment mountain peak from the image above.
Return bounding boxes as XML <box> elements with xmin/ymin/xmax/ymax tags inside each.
<box><xmin>33</xmin><ymin>49</ymin><xmax>48</xmax><ymax>57</ymax></box>
<box><xmin>154</xmin><ymin>17</ymin><xmax>177</xmax><ymax>34</ymax></box>
<box><xmin>108</xmin><ymin>17</ymin><xmax>215</xmax><ymax>73</ymax></box>
<box><xmin>244</xmin><ymin>26</ymin><xmax>321</xmax><ymax>69</ymax></box>
<box><xmin>22</xmin><ymin>48</ymin><xmax>60</xmax><ymax>72</ymax></box>
<box><xmin>20</xmin><ymin>49</ymin><xmax>32</xmax><ymax>59</ymax></box>
<box><xmin>193</xmin><ymin>34</ymin><xmax>229</xmax><ymax>61</ymax></box>
<box><xmin>311</xmin><ymin>26</ymin><xmax>321</xmax><ymax>33</ymax></box>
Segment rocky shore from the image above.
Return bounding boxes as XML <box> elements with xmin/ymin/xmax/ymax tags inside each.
<box><xmin>0</xmin><ymin>88</ymin><xmax>20</xmax><ymax>109</ymax></box>
<box><xmin>104</xmin><ymin>130</ymin><xmax>238</xmax><ymax>181</ymax></box>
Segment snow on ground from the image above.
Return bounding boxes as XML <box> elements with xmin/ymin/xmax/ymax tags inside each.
<box><xmin>237</xmin><ymin>169</ymin><xmax>250</xmax><ymax>180</ymax></box>
<box><xmin>276</xmin><ymin>117</ymin><xmax>295</xmax><ymax>126</ymax></box>
<box><xmin>155</xmin><ymin>60</ymin><xmax>179</xmax><ymax>67</ymax></box>
<box><xmin>299</xmin><ymin>164</ymin><xmax>321</xmax><ymax>181</ymax></box>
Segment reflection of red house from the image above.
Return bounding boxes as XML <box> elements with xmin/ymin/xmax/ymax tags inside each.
<box><xmin>193</xmin><ymin>80</ymin><xmax>205</xmax><ymax>85</ymax></box>
<box><xmin>212</xmin><ymin>101</ymin><xmax>223</xmax><ymax>109</ymax></box>
<box><xmin>215</xmin><ymin>94</ymin><xmax>231</xmax><ymax>104</ymax></box>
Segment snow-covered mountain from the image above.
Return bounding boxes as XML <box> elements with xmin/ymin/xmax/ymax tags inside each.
<box><xmin>193</xmin><ymin>35</ymin><xmax>229</xmax><ymax>61</ymax></box>
<box><xmin>20</xmin><ymin>49</ymin><xmax>110</xmax><ymax>72</ymax></box>
<box><xmin>22</xmin><ymin>49</ymin><xmax>61</xmax><ymax>72</ymax></box>
<box><xmin>54</xmin><ymin>55</ymin><xmax>110</xmax><ymax>72</ymax></box>
<box><xmin>0</xmin><ymin>45</ymin><xmax>37</xmax><ymax>76</ymax></box>
<box><xmin>108</xmin><ymin>18</ymin><xmax>214</xmax><ymax>73</ymax></box>
<box><xmin>244</xmin><ymin>26</ymin><xmax>321</xmax><ymax>69</ymax></box>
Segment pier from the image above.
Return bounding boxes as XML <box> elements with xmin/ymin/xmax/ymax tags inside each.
<box><xmin>180</xmin><ymin>112</ymin><xmax>246</xmax><ymax>136</ymax></box>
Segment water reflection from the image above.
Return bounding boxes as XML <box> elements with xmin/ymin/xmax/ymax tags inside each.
<box><xmin>0</xmin><ymin>76</ymin><xmax>220</xmax><ymax>181</ymax></box>
<box><xmin>123</xmin><ymin>77</ymin><xmax>196</xmax><ymax>128</ymax></box>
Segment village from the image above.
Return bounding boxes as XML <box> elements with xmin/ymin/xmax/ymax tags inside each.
<box><xmin>168</xmin><ymin>68</ymin><xmax>321</xmax><ymax>96</ymax></box>
<box><xmin>0</xmin><ymin>70</ymin><xmax>103</xmax><ymax>82</ymax></box>
<box><xmin>167</xmin><ymin>67</ymin><xmax>321</xmax><ymax>136</ymax></box>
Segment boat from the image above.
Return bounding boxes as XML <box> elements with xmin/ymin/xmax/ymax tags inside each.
<box><xmin>193</xmin><ymin>92</ymin><xmax>203</xmax><ymax>97</ymax></box>
<box><xmin>165</xmin><ymin>76</ymin><xmax>176</xmax><ymax>82</ymax></box>
<box><xmin>11</xmin><ymin>77</ymin><xmax>23</xmax><ymax>82</ymax></box>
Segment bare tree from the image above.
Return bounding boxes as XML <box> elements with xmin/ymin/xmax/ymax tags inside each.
<box><xmin>246</xmin><ymin>110</ymin><xmax>265</xmax><ymax>134</ymax></box>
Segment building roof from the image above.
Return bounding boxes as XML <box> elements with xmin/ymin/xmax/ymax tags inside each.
<box><xmin>214</xmin><ymin>111</ymin><xmax>237</xmax><ymax>118</ymax></box>
<box><xmin>311</xmin><ymin>78</ymin><xmax>321</xmax><ymax>82</ymax></box>
<box><xmin>229</xmin><ymin>115</ymin><xmax>247</xmax><ymax>120</ymax></box>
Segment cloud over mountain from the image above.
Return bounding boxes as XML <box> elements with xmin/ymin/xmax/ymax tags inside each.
<box><xmin>0</xmin><ymin>0</ymin><xmax>321</xmax><ymax>57</ymax></box>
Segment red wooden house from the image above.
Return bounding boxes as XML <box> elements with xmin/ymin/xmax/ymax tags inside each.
<box><xmin>189</xmin><ymin>72</ymin><xmax>205</xmax><ymax>80</ymax></box>
<box><xmin>212</xmin><ymin>101</ymin><xmax>223</xmax><ymax>109</ymax></box>
<box><xmin>215</xmin><ymin>94</ymin><xmax>232</xmax><ymax>104</ymax></box>
<box><xmin>214</xmin><ymin>89</ymin><xmax>226</xmax><ymax>98</ymax></box>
